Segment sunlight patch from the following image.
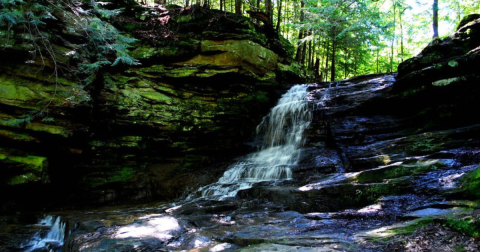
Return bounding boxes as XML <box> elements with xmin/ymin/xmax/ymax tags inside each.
<box><xmin>358</xmin><ymin>204</ymin><xmax>382</xmax><ymax>214</ymax></box>
<box><xmin>115</xmin><ymin>216</ymin><xmax>180</xmax><ymax>240</ymax></box>
<box><xmin>298</xmin><ymin>172</ymin><xmax>361</xmax><ymax>191</ymax></box>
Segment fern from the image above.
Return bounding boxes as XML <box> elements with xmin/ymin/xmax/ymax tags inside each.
<box><xmin>112</xmin><ymin>55</ymin><xmax>138</xmax><ymax>66</ymax></box>
<box><xmin>41</xmin><ymin>117</ymin><xmax>55</xmax><ymax>123</ymax></box>
<box><xmin>0</xmin><ymin>0</ymin><xmax>140</xmax><ymax>123</ymax></box>
<box><xmin>77</xmin><ymin>11</ymin><xmax>139</xmax><ymax>82</ymax></box>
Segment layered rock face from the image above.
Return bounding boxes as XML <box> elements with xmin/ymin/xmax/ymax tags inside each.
<box><xmin>0</xmin><ymin>2</ymin><xmax>304</xmax><ymax>210</ymax></box>
<box><xmin>291</xmin><ymin>14</ymin><xmax>480</xmax><ymax>211</ymax></box>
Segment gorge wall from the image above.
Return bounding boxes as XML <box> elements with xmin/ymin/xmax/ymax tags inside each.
<box><xmin>0</xmin><ymin>1</ymin><xmax>306</xmax><ymax>210</ymax></box>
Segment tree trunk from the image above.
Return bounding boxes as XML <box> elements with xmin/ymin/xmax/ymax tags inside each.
<box><xmin>400</xmin><ymin>8</ymin><xmax>404</xmax><ymax>62</ymax></box>
<box><xmin>390</xmin><ymin>1</ymin><xmax>396</xmax><ymax>73</ymax></box>
<box><xmin>344</xmin><ymin>48</ymin><xmax>348</xmax><ymax>79</ymax></box>
<box><xmin>276</xmin><ymin>0</ymin><xmax>282</xmax><ymax>32</ymax></box>
<box><xmin>354</xmin><ymin>54</ymin><xmax>358</xmax><ymax>75</ymax></box>
<box><xmin>432</xmin><ymin>0</ymin><xmax>439</xmax><ymax>38</ymax></box>
<box><xmin>311</xmin><ymin>35</ymin><xmax>316</xmax><ymax>70</ymax></box>
<box><xmin>324</xmin><ymin>40</ymin><xmax>330</xmax><ymax>82</ymax></box>
<box><xmin>295</xmin><ymin>0</ymin><xmax>305</xmax><ymax>63</ymax></box>
<box><xmin>295</xmin><ymin>30</ymin><xmax>304</xmax><ymax>62</ymax></box>
<box><xmin>314</xmin><ymin>57</ymin><xmax>320</xmax><ymax>82</ymax></box>
<box><xmin>308</xmin><ymin>39</ymin><xmax>312</xmax><ymax>68</ymax></box>
<box><xmin>235</xmin><ymin>0</ymin><xmax>242</xmax><ymax>15</ymax></box>
<box><xmin>265</xmin><ymin>0</ymin><xmax>273</xmax><ymax>22</ymax></box>
<box><xmin>330</xmin><ymin>38</ymin><xmax>336</xmax><ymax>82</ymax></box>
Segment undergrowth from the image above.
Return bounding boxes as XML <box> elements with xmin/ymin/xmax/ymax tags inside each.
<box><xmin>0</xmin><ymin>0</ymin><xmax>139</xmax><ymax>123</ymax></box>
<box><xmin>444</xmin><ymin>217</ymin><xmax>480</xmax><ymax>238</ymax></box>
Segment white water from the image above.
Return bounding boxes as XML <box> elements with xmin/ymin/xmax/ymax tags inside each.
<box><xmin>22</xmin><ymin>215</ymin><xmax>66</xmax><ymax>251</ymax></box>
<box><xmin>194</xmin><ymin>84</ymin><xmax>312</xmax><ymax>200</ymax></box>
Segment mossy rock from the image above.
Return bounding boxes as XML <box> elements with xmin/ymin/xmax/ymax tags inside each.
<box><xmin>0</xmin><ymin>148</ymin><xmax>48</xmax><ymax>185</ymax></box>
<box><xmin>457</xmin><ymin>164</ymin><xmax>480</xmax><ymax>199</ymax></box>
<box><xmin>456</xmin><ymin>14</ymin><xmax>480</xmax><ymax>31</ymax></box>
<box><xmin>81</xmin><ymin>167</ymin><xmax>137</xmax><ymax>189</ymax></box>
<box><xmin>355</xmin><ymin>159</ymin><xmax>446</xmax><ymax>183</ymax></box>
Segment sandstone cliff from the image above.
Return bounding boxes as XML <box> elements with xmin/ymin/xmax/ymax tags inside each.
<box><xmin>0</xmin><ymin>1</ymin><xmax>305</xmax><ymax>210</ymax></box>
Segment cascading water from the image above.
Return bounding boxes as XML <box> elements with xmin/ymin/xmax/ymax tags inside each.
<box><xmin>21</xmin><ymin>215</ymin><xmax>66</xmax><ymax>252</ymax></box>
<box><xmin>193</xmin><ymin>84</ymin><xmax>312</xmax><ymax>200</ymax></box>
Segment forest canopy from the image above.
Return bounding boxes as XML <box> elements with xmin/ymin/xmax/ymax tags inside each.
<box><xmin>1</xmin><ymin>0</ymin><xmax>478</xmax><ymax>81</ymax></box>
<box><xmin>136</xmin><ymin>0</ymin><xmax>479</xmax><ymax>81</ymax></box>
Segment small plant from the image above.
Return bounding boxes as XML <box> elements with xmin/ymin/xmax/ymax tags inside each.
<box><xmin>458</xmin><ymin>163</ymin><xmax>480</xmax><ymax>198</ymax></box>
<box><xmin>444</xmin><ymin>217</ymin><xmax>480</xmax><ymax>237</ymax></box>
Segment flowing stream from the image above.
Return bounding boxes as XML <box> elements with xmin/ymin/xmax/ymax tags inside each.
<box><xmin>21</xmin><ymin>215</ymin><xmax>66</xmax><ymax>251</ymax></box>
<box><xmin>192</xmin><ymin>84</ymin><xmax>312</xmax><ymax>200</ymax></box>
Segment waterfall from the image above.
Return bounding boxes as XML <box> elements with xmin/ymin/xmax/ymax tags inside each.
<box><xmin>22</xmin><ymin>215</ymin><xmax>66</xmax><ymax>252</ymax></box>
<box><xmin>194</xmin><ymin>84</ymin><xmax>312</xmax><ymax>200</ymax></box>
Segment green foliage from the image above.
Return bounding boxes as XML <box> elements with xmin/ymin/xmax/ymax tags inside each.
<box><xmin>0</xmin><ymin>0</ymin><xmax>139</xmax><ymax>126</ymax></box>
<box><xmin>108</xmin><ymin>167</ymin><xmax>136</xmax><ymax>183</ymax></box>
<box><xmin>444</xmin><ymin>217</ymin><xmax>480</xmax><ymax>237</ymax></box>
<box><xmin>1</xmin><ymin>0</ymin><xmax>139</xmax><ymax>82</ymax></box>
<box><xmin>0</xmin><ymin>0</ymin><xmax>52</xmax><ymax>27</ymax></box>
<box><xmin>72</xmin><ymin>2</ymin><xmax>139</xmax><ymax>85</ymax></box>
<box><xmin>459</xmin><ymin>164</ymin><xmax>480</xmax><ymax>199</ymax></box>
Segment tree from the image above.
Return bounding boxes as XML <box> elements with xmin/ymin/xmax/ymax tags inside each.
<box><xmin>432</xmin><ymin>0</ymin><xmax>439</xmax><ymax>38</ymax></box>
<box><xmin>235</xmin><ymin>0</ymin><xmax>242</xmax><ymax>15</ymax></box>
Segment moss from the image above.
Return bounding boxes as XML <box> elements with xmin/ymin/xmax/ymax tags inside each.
<box><xmin>401</xmin><ymin>85</ymin><xmax>427</xmax><ymax>97</ymax></box>
<box><xmin>458</xmin><ymin>164</ymin><xmax>480</xmax><ymax>198</ymax></box>
<box><xmin>8</xmin><ymin>172</ymin><xmax>41</xmax><ymax>185</ymax></box>
<box><xmin>139</xmin><ymin>91</ymin><xmax>173</xmax><ymax>104</ymax></box>
<box><xmin>405</xmin><ymin>134</ymin><xmax>445</xmax><ymax>155</ymax></box>
<box><xmin>0</xmin><ymin>129</ymin><xmax>39</xmax><ymax>143</ymax></box>
<box><xmin>0</xmin><ymin>77</ymin><xmax>40</xmax><ymax>104</ymax></box>
<box><xmin>165</xmin><ymin>67</ymin><xmax>198</xmax><ymax>78</ymax></box>
<box><xmin>356</xmin><ymin>162</ymin><xmax>439</xmax><ymax>183</ymax></box>
<box><xmin>0</xmin><ymin>148</ymin><xmax>48</xmax><ymax>186</ymax></box>
<box><xmin>0</xmin><ymin>149</ymin><xmax>47</xmax><ymax>172</ymax></box>
<box><xmin>244</xmin><ymin>91</ymin><xmax>269</xmax><ymax>104</ymax></box>
<box><xmin>432</xmin><ymin>76</ymin><xmax>467</xmax><ymax>86</ymax></box>
<box><xmin>179</xmin><ymin>39</ymin><xmax>279</xmax><ymax>75</ymax></box>
<box><xmin>444</xmin><ymin>217</ymin><xmax>480</xmax><ymax>237</ymax></box>
<box><xmin>362</xmin><ymin>182</ymin><xmax>401</xmax><ymax>203</ymax></box>
<box><xmin>25</xmin><ymin>122</ymin><xmax>71</xmax><ymax>137</ymax></box>
<box><xmin>108</xmin><ymin>167</ymin><xmax>136</xmax><ymax>183</ymax></box>
<box><xmin>175</xmin><ymin>15</ymin><xmax>194</xmax><ymax>23</ymax></box>
<box><xmin>364</xmin><ymin>217</ymin><xmax>434</xmax><ymax>242</ymax></box>
<box><xmin>84</xmin><ymin>167</ymin><xmax>137</xmax><ymax>188</ymax></box>
<box><xmin>394</xmin><ymin>218</ymin><xmax>435</xmax><ymax>235</ymax></box>
<box><xmin>8</xmin><ymin>155</ymin><xmax>47</xmax><ymax>171</ymax></box>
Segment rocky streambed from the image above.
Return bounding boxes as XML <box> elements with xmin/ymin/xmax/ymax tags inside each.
<box><xmin>2</xmin><ymin>70</ymin><xmax>480</xmax><ymax>251</ymax></box>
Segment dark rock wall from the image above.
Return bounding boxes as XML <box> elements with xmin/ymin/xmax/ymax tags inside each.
<box><xmin>0</xmin><ymin>3</ymin><xmax>305</xmax><ymax>210</ymax></box>
<box><xmin>299</xmin><ymin>15</ymin><xmax>480</xmax><ymax>210</ymax></box>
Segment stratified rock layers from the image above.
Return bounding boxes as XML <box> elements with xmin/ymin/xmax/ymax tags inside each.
<box><xmin>0</xmin><ymin>5</ymin><xmax>304</xmax><ymax>208</ymax></box>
